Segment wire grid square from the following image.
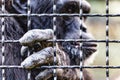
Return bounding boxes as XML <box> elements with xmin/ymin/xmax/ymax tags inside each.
<box><xmin>1</xmin><ymin>0</ymin><xmax>120</xmax><ymax>80</ymax></box>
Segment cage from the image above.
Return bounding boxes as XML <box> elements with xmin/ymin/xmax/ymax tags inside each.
<box><xmin>0</xmin><ymin>0</ymin><xmax>120</xmax><ymax>80</ymax></box>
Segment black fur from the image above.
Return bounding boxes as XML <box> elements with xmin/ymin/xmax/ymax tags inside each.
<box><xmin>0</xmin><ymin>0</ymin><xmax>96</xmax><ymax>80</ymax></box>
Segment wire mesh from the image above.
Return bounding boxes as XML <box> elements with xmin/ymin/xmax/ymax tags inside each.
<box><xmin>106</xmin><ymin>0</ymin><xmax>109</xmax><ymax>80</ymax></box>
<box><xmin>79</xmin><ymin>0</ymin><xmax>83</xmax><ymax>80</ymax></box>
<box><xmin>0</xmin><ymin>0</ymin><xmax>120</xmax><ymax>80</ymax></box>
<box><xmin>1</xmin><ymin>0</ymin><xmax>5</xmax><ymax>80</ymax></box>
<box><xmin>27</xmin><ymin>0</ymin><xmax>31</xmax><ymax>80</ymax></box>
<box><xmin>53</xmin><ymin>0</ymin><xmax>57</xmax><ymax>80</ymax></box>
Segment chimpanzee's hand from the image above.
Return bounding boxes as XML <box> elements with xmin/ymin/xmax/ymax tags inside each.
<box><xmin>19</xmin><ymin>29</ymin><xmax>81</xmax><ymax>80</ymax></box>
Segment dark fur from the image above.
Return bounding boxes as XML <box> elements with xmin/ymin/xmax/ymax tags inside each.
<box><xmin>0</xmin><ymin>0</ymin><xmax>96</xmax><ymax>80</ymax></box>
<box><xmin>0</xmin><ymin>10</ymin><xmax>27</xmax><ymax>80</ymax></box>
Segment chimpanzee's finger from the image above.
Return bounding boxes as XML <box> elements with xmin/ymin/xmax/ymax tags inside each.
<box><xmin>35</xmin><ymin>69</ymin><xmax>65</xmax><ymax>80</ymax></box>
<box><xmin>21</xmin><ymin>47</ymin><xmax>54</xmax><ymax>69</ymax></box>
<box><xmin>19</xmin><ymin>29</ymin><xmax>54</xmax><ymax>47</ymax></box>
<box><xmin>21</xmin><ymin>46</ymin><xmax>29</xmax><ymax>57</ymax></box>
<box><xmin>35</xmin><ymin>69</ymin><xmax>53</xmax><ymax>80</ymax></box>
<box><xmin>35</xmin><ymin>68</ymin><xmax>80</xmax><ymax>80</ymax></box>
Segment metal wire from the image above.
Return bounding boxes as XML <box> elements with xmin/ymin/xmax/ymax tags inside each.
<box><xmin>79</xmin><ymin>0</ymin><xmax>83</xmax><ymax>80</ymax></box>
<box><xmin>2</xmin><ymin>39</ymin><xmax>120</xmax><ymax>43</ymax></box>
<box><xmin>0</xmin><ymin>0</ymin><xmax>119</xmax><ymax>80</ymax></box>
<box><xmin>1</xmin><ymin>65</ymin><xmax>120</xmax><ymax>69</ymax></box>
<box><xmin>1</xmin><ymin>0</ymin><xmax>5</xmax><ymax>80</ymax></box>
<box><xmin>0</xmin><ymin>13</ymin><xmax>120</xmax><ymax>17</ymax></box>
<box><xmin>27</xmin><ymin>0</ymin><xmax>31</xmax><ymax>80</ymax></box>
<box><xmin>106</xmin><ymin>0</ymin><xmax>109</xmax><ymax>80</ymax></box>
<box><xmin>53</xmin><ymin>0</ymin><xmax>57</xmax><ymax>80</ymax></box>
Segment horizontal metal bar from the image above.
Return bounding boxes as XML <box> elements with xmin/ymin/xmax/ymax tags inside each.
<box><xmin>41</xmin><ymin>66</ymin><xmax>120</xmax><ymax>69</ymax></box>
<box><xmin>0</xmin><ymin>13</ymin><xmax>120</xmax><ymax>17</ymax></box>
<box><xmin>48</xmin><ymin>39</ymin><xmax>120</xmax><ymax>43</ymax></box>
<box><xmin>1</xmin><ymin>39</ymin><xmax>120</xmax><ymax>43</ymax></box>
<box><xmin>0</xmin><ymin>65</ymin><xmax>120</xmax><ymax>69</ymax></box>
<box><xmin>0</xmin><ymin>40</ymin><xmax>19</xmax><ymax>43</ymax></box>
<box><xmin>0</xmin><ymin>65</ymin><xmax>23</xmax><ymax>69</ymax></box>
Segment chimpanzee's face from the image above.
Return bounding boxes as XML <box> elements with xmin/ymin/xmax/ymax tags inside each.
<box><xmin>56</xmin><ymin>1</ymin><xmax>82</xmax><ymax>59</ymax></box>
<box><xmin>56</xmin><ymin>0</ymin><xmax>82</xmax><ymax>39</ymax></box>
<box><xmin>55</xmin><ymin>0</ymin><xmax>89</xmax><ymax>39</ymax></box>
<box><xmin>55</xmin><ymin>0</ymin><xmax>97</xmax><ymax>64</ymax></box>
<box><xmin>56</xmin><ymin>0</ymin><xmax>80</xmax><ymax>13</ymax></box>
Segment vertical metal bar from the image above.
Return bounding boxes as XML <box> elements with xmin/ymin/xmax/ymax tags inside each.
<box><xmin>79</xmin><ymin>0</ymin><xmax>83</xmax><ymax>80</ymax></box>
<box><xmin>27</xmin><ymin>0</ymin><xmax>31</xmax><ymax>80</ymax></box>
<box><xmin>53</xmin><ymin>0</ymin><xmax>57</xmax><ymax>80</ymax></box>
<box><xmin>1</xmin><ymin>0</ymin><xmax>5</xmax><ymax>80</ymax></box>
<box><xmin>27</xmin><ymin>0</ymin><xmax>31</xmax><ymax>30</ymax></box>
<box><xmin>106</xmin><ymin>0</ymin><xmax>109</xmax><ymax>80</ymax></box>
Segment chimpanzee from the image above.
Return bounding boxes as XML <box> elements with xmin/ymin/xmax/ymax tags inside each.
<box><xmin>0</xmin><ymin>0</ymin><xmax>97</xmax><ymax>80</ymax></box>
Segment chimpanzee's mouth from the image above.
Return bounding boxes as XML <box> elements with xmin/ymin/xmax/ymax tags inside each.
<box><xmin>61</xmin><ymin>40</ymin><xmax>97</xmax><ymax>63</ymax></box>
<box><xmin>73</xmin><ymin>42</ymin><xmax>97</xmax><ymax>51</ymax></box>
<box><xmin>69</xmin><ymin>42</ymin><xmax>80</xmax><ymax>48</ymax></box>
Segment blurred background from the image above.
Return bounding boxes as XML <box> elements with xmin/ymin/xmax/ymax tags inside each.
<box><xmin>85</xmin><ymin>0</ymin><xmax>120</xmax><ymax>80</ymax></box>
